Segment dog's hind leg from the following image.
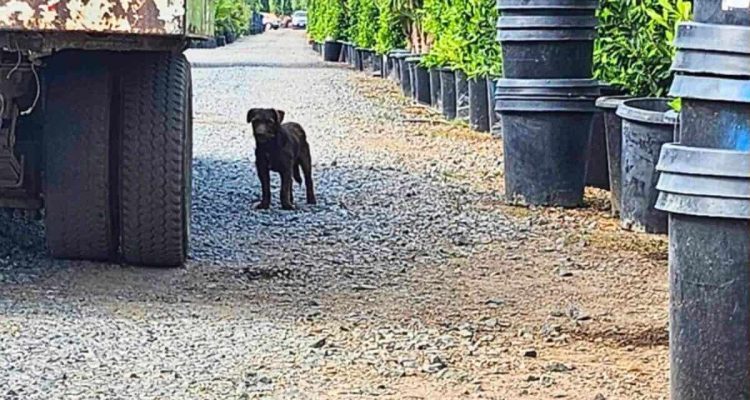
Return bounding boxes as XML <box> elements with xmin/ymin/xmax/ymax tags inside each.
<box><xmin>280</xmin><ymin>168</ymin><xmax>295</xmax><ymax>210</ymax></box>
<box><xmin>300</xmin><ymin>148</ymin><xmax>316</xmax><ymax>205</ymax></box>
<box><xmin>293</xmin><ymin>162</ymin><xmax>303</xmax><ymax>185</ymax></box>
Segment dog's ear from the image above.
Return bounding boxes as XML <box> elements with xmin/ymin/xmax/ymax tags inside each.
<box><xmin>274</xmin><ymin>109</ymin><xmax>286</xmax><ymax>124</ymax></box>
<box><xmin>247</xmin><ymin>108</ymin><xmax>259</xmax><ymax>123</ymax></box>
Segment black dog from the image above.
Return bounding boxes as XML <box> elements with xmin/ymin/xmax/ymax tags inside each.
<box><xmin>247</xmin><ymin>108</ymin><xmax>315</xmax><ymax>210</ymax></box>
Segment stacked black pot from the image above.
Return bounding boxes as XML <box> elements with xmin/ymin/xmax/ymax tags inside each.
<box><xmin>495</xmin><ymin>0</ymin><xmax>599</xmax><ymax>207</ymax></box>
<box><xmin>655</xmin><ymin>6</ymin><xmax>750</xmax><ymax>400</ymax></box>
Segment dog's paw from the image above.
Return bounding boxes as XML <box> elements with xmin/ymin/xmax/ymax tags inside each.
<box><xmin>281</xmin><ymin>203</ymin><xmax>296</xmax><ymax>211</ymax></box>
<box><xmin>256</xmin><ymin>202</ymin><xmax>270</xmax><ymax>210</ymax></box>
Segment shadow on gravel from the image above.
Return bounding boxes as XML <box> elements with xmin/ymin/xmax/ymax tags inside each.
<box><xmin>191</xmin><ymin>156</ymin><xmax>520</xmax><ymax>290</ymax></box>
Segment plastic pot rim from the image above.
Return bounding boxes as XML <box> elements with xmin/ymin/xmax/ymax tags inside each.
<box><xmin>596</xmin><ymin>95</ymin><xmax>637</xmax><ymax>110</ymax></box>
<box><xmin>616</xmin><ymin>98</ymin><xmax>676</xmax><ymax>125</ymax></box>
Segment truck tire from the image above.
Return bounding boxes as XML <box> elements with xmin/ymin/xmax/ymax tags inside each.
<box><xmin>43</xmin><ymin>54</ymin><xmax>116</xmax><ymax>260</ymax></box>
<box><xmin>119</xmin><ymin>52</ymin><xmax>192</xmax><ymax>267</ymax></box>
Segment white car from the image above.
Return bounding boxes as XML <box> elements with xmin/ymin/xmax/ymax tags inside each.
<box><xmin>291</xmin><ymin>11</ymin><xmax>307</xmax><ymax>29</ymax></box>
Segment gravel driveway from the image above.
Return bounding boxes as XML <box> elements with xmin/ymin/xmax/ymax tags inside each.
<box><xmin>1</xmin><ymin>30</ymin><xmax>670</xmax><ymax>399</ymax></box>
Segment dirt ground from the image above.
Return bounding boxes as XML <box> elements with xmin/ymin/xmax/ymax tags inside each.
<box><xmin>0</xmin><ymin>30</ymin><xmax>668</xmax><ymax>400</ymax></box>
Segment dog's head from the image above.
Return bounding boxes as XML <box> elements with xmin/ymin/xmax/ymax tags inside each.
<box><xmin>247</xmin><ymin>108</ymin><xmax>285</xmax><ymax>140</ymax></box>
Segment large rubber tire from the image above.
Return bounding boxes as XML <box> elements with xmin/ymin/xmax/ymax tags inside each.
<box><xmin>119</xmin><ymin>52</ymin><xmax>192</xmax><ymax>267</ymax></box>
<box><xmin>43</xmin><ymin>54</ymin><xmax>116</xmax><ymax>260</ymax></box>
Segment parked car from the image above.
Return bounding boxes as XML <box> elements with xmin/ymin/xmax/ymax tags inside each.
<box><xmin>262</xmin><ymin>13</ymin><xmax>280</xmax><ymax>30</ymax></box>
<box><xmin>291</xmin><ymin>11</ymin><xmax>307</xmax><ymax>29</ymax></box>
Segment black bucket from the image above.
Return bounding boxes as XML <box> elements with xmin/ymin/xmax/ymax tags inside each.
<box><xmin>354</xmin><ymin>48</ymin><xmax>365</xmax><ymax>71</ymax></box>
<box><xmin>616</xmin><ymin>98</ymin><xmax>676</xmax><ymax>234</ymax></box>
<box><xmin>429</xmin><ymin>67</ymin><xmax>442</xmax><ymax>108</ymax></box>
<box><xmin>341</xmin><ymin>42</ymin><xmax>350</xmax><ymax>63</ymax></box>
<box><xmin>496</xmin><ymin>79</ymin><xmax>599</xmax><ymax>207</ymax></box>
<box><xmin>361</xmin><ymin>49</ymin><xmax>374</xmax><ymax>71</ymax></box>
<box><xmin>415</xmin><ymin>64</ymin><xmax>431</xmax><ymax>105</ymax></box>
<box><xmin>405</xmin><ymin>57</ymin><xmax>421</xmax><ymax>100</ymax></box>
<box><xmin>372</xmin><ymin>53</ymin><xmax>383</xmax><ymax>77</ymax></box>
<box><xmin>670</xmin><ymin>75</ymin><xmax>750</xmax><ymax>150</ymax></box>
<box><xmin>694</xmin><ymin>1</ymin><xmax>750</xmax><ymax>26</ymax></box>
<box><xmin>469</xmin><ymin>76</ymin><xmax>490</xmax><ymax>132</ymax></box>
<box><xmin>496</xmin><ymin>11</ymin><xmax>598</xmax><ymax>79</ymax></box>
<box><xmin>323</xmin><ymin>40</ymin><xmax>342</xmax><ymax>62</ymax></box>
<box><xmin>217</xmin><ymin>35</ymin><xmax>226</xmax><ymax>47</ymax></box>
<box><xmin>389</xmin><ymin>50</ymin><xmax>409</xmax><ymax>82</ymax></box>
<box><xmin>439</xmin><ymin>68</ymin><xmax>457</xmax><ymax>119</ymax></box>
<box><xmin>596</xmin><ymin>95</ymin><xmax>635</xmax><ymax>214</ymax></box>
<box><xmin>455</xmin><ymin>70</ymin><xmax>470</xmax><ymax>121</ymax></box>
<box><xmin>654</xmin><ymin>144</ymin><xmax>750</xmax><ymax>400</ymax></box>
<box><xmin>487</xmin><ymin>77</ymin><xmax>502</xmax><ymax>137</ymax></box>
<box><xmin>399</xmin><ymin>56</ymin><xmax>413</xmax><ymax>97</ymax></box>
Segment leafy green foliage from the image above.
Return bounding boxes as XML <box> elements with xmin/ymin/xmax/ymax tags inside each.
<box><xmin>292</xmin><ymin>0</ymin><xmax>308</xmax><ymax>10</ymax></box>
<box><xmin>270</xmin><ymin>0</ymin><xmax>294</xmax><ymax>14</ymax></box>
<box><xmin>215</xmin><ymin>0</ymin><xmax>252</xmax><ymax>35</ymax></box>
<box><xmin>308</xmin><ymin>0</ymin><xmax>346</xmax><ymax>40</ymax></box>
<box><xmin>374</xmin><ymin>0</ymin><xmax>405</xmax><ymax>53</ymax></box>
<box><xmin>594</xmin><ymin>0</ymin><xmax>692</xmax><ymax>96</ymax></box>
<box><xmin>353</xmin><ymin>0</ymin><xmax>379</xmax><ymax>47</ymax></box>
<box><xmin>421</xmin><ymin>0</ymin><xmax>500</xmax><ymax>77</ymax></box>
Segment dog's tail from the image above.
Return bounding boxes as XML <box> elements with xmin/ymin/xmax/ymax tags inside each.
<box><xmin>293</xmin><ymin>162</ymin><xmax>303</xmax><ymax>185</ymax></box>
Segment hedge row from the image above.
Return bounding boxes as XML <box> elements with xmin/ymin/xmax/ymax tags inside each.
<box><xmin>308</xmin><ymin>0</ymin><xmax>692</xmax><ymax>95</ymax></box>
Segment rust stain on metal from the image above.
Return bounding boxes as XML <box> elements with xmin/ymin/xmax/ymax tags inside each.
<box><xmin>0</xmin><ymin>0</ymin><xmax>185</xmax><ymax>34</ymax></box>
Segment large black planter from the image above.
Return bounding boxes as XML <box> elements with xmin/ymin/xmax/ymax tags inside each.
<box><xmin>596</xmin><ymin>95</ymin><xmax>635</xmax><ymax>215</ymax></box>
<box><xmin>439</xmin><ymin>68</ymin><xmax>457</xmax><ymax>119</ymax></box>
<box><xmin>694</xmin><ymin>1</ymin><xmax>750</xmax><ymax>26</ymax></box>
<box><xmin>585</xmin><ymin>84</ymin><xmax>624</xmax><ymax>190</ymax></box>
<box><xmin>429</xmin><ymin>67</ymin><xmax>441</xmax><ymax>108</ymax></box>
<box><xmin>455</xmin><ymin>70</ymin><xmax>470</xmax><ymax>121</ymax></box>
<box><xmin>468</xmin><ymin>76</ymin><xmax>490</xmax><ymax>132</ymax></box>
<box><xmin>487</xmin><ymin>77</ymin><xmax>502</xmax><ymax>137</ymax></box>
<box><xmin>374</xmin><ymin>54</ymin><xmax>384</xmax><ymax>78</ymax></box>
<box><xmin>654</xmin><ymin>144</ymin><xmax>750</xmax><ymax>400</ymax></box>
<box><xmin>354</xmin><ymin>47</ymin><xmax>365</xmax><ymax>71</ymax></box>
<box><xmin>496</xmin><ymin>79</ymin><xmax>599</xmax><ymax>207</ymax></box>
<box><xmin>414</xmin><ymin>64</ymin><xmax>431</xmax><ymax>105</ymax></box>
<box><xmin>405</xmin><ymin>57</ymin><xmax>421</xmax><ymax>100</ymax></box>
<box><xmin>216</xmin><ymin>35</ymin><xmax>226</xmax><ymax>47</ymax></box>
<box><xmin>497</xmin><ymin>0</ymin><xmax>598</xmax><ymax>79</ymax></box>
<box><xmin>616</xmin><ymin>98</ymin><xmax>676</xmax><ymax>234</ymax></box>
<box><xmin>360</xmin><ymin>49</ymin><xmax>374</xmax><ymax>72</ymax></box>
<box><xmin>398</xmin><ymin>56</ymin><xmax>412</xmax><ymax>97</ymax></box>
<box><xmin>340</xmin><ymin>42</ymin><xmax>351</xmax><ymax>63</ymax></box>
<box><xmin>323</xmin><ymin>40</ymin><xmax>342</xmax><ymax>61</ymax></box>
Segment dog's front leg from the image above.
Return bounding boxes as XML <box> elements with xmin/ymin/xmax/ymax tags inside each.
<box><xmin>280</xmin><ymin>168</ymin><xmax>295</xmax><ymax>210</ymax></box>
<box><xmin>257</xmin><ymin>160</ymin><xmax>271</xmax><ymax>209</ymax></box>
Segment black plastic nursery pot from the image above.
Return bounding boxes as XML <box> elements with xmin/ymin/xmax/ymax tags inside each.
<box><xmin>595</xmin><ymin>95</ymin><xmax>636</xmax><ymax>214</ymax></box>
<box><xmin>323</xmin><ymin>40</ymin><xmax>342</xmax><ymax>62</ymax></box>
<box><xmin>360</xmin><ymin>49</ymin><xmax>374</xmax><ymax>71</ymax></box>
<box><xmin>398</xmin><ymin>56</ymin><xmax>413</xmax><ymax>97</ymax></box>
<box><xmin>429</xmin><ymin>67</ymin><xmax>442</xmax><ymax>108</ymax></box>
<box><xmin>415</xmin><ymin>64</ymin><xmax>432</xmax><ymax>105</ymax></box>
<box><xmin>388</xmin><ymin>50</ymin><xmax>409</xmax><ymax>82</ymax></box>
<box><xmin>340</xmin><ymin>42</ymin><xmax>350</xmax><ymax>63</ymax></box>
<box><xmin>373</xmin><ymin>54</ymin><xmax>384</xmax><ymax>78</ymax></box>
<box><xmin>354</xmin><ymin>47</ymin><xmax>365</xmax><ymax>71</ymax></box>
<box><xmin>455</xmin><ymin>70</ymin><xmax>470</xmax><ymax>121</ymax></box>
<box><xmin>616</xmin><ymin>98</ymin><xmax>677</xmax><ymax>234</ymax></box>
<box><xmin>486</xmin><ymin>77</ymin><xmax>502</xmax><ymax>137</ymax></box>
<box><xmin>468</xmin><ymin>76</ymin><xmax>490</xmax><ymax>132</ymax></box>
<box><xmin>496</xmin><ymin>79</ymin><xmax>599</xmax><ymax>207</ymax></box>
<box><xmin>654</xmin><ymin>144</ymin><xmax>750</xmax><ymax>400</ymax></box>
<box><xmin>694</xmin><ymin>0</ymin><xmax>750</xmax><ymax>26</ymax></box>
<box><xmin>405</xmin><ymin>57</ymin><xmax>421</xmax><ymax>100</ymax></box>
<box><xmin>216</xmin><ymin>35</ymin><xmax>226</xmax><ymax>47</ymax></box>
<box><xmin>496</xmin><ymin>0</ymin><xmax>599</xmax><ymax>79</ymax></box>
<box><xmin>439</xmin><ymin>68</ymin><xmax>457</xmax><ymax>119</ymax></box>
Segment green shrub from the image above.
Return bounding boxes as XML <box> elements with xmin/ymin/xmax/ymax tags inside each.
<box><xmin>308</xmin><ymin>0</ymin><xmax>346</xmax><ymax>40</ymax></box>
<box><xmin>215</xmin><ymin>0</ymin><xmax>252</xmax><ymax>36</ymax></box>
<box><xmin>594</xmin><ymin>0</ymin><xmax>692</xmax><ymax>96</ymax></box>
<box><xmin>374</xmin><ymin>0</ymin><xmax>405</xmax><ymax>53</ymax></box>
<box><xmin>353</xmin><ymin>0</ymin><xmax>379</xmax><ymax>47</ymax></box>
<box><xmin>421</xmin><ymin>0</ymin><xmax>500</xmax><ymax>76</ymax></box>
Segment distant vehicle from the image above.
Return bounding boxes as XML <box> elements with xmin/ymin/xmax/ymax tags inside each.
<box><xmin>291</xmin><ymin>11</ymin><xmax>307</xmax><ymax>29</ymax></box>
<box><xmin>262</xmin><ymin>13</ymin><xmax>280</xmax><ymax>30</ymax></box>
